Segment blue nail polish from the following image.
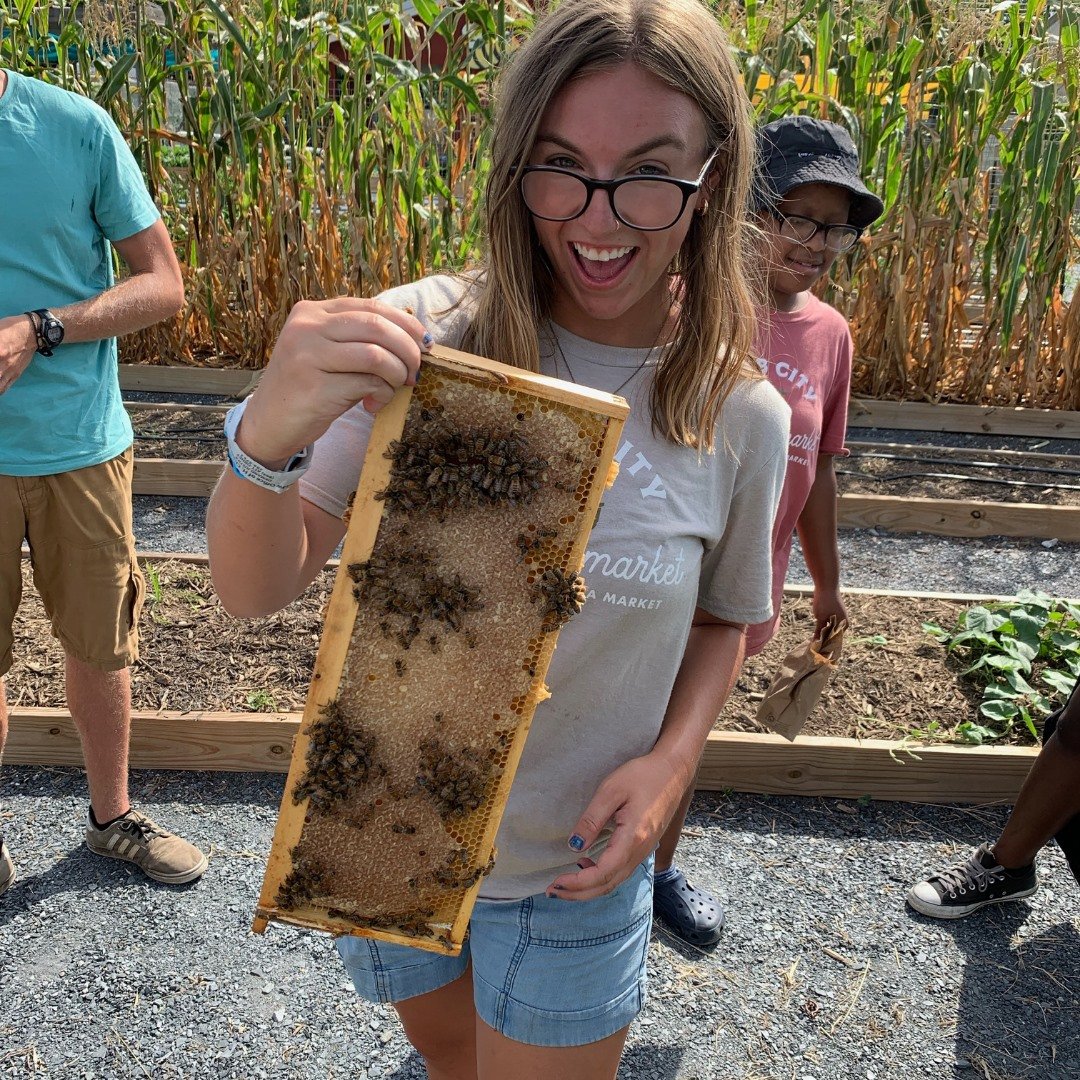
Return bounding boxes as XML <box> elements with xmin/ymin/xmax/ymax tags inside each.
<box><xmin>421</xmin><ymin>331</ymin><xmax>434</xmax><ymax>349</ymax></box>
<box><xmin>568</xmin><ymin>834</ymin><xmax>585</xmax><ymax>852</ymax></box>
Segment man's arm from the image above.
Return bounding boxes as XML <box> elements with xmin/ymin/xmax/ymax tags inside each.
<box><xmin>0</xmin><ymin>219</ymin><xmax>183</xmax><ymax>395</ymax></box>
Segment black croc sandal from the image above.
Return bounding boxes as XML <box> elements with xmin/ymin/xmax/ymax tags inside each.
<box><xmin>653</xmin><ymin>869</ymin><xmax>724</xmax><ymax>947</ymax></box>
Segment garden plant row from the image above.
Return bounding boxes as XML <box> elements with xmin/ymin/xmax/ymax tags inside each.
<box><xmin>11</xmin><ymin>556</ymin><xmax>1076</xmax><ymax>807</ymax></box>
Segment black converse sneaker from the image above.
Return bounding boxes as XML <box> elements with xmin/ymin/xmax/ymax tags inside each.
<box><xmin>907</xmin><ymin>844</ymin><xmax>1036</xmax><ymax>919</ymax></box>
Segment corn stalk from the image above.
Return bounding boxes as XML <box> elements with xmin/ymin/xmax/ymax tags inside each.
<box><xmin>2</xmin><ymin>0</ymin><xmax>1078</xmax><ymax>405</ymax></box>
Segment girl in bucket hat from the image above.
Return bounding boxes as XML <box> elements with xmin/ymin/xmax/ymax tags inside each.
<box><xmin>653</xmin><ymin>115</ymin><xmax>884</xmax><ymax>948</ymax></box>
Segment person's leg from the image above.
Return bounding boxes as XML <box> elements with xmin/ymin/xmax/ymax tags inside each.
<box><xmin>654</xmin><ymin>783</ymin><xmax>692</xmax><ymax>873</ymax></box>
<box><xmin>907</xmin><ymin>691</ymin><xmax>1080</xmax><ymax>919</ymax></box>
<box><xmin>337</xmin><ymin>934</ymin><xmax>475</xmax><ymax>1078</ymax></box>
<box><xmin>476</xmin><ymin>1019</ymin><xmax>628</xmax><ymax>1080</ymax></box>
<box><xmin>0</xmin><ymin>473</ymin><xmax>26</xmax><ymax>895</ymax></box>
<box><xmin>31</xmin><ymin>454</ymin><xmax>205</xmax><ymax>882</ymax></box>
<box><xmin>652</xmin><ymin>779</ymin><xmax>724</xmax><ymax>946</ymax></box>
<box><xmin>65</xmin><ymin>655</ymin><xmax>130</xmax><ymax>822</ymax></box>
<box><xmin>393</xmin><ymin>969</ymin><xmax>478</xmax><ymax>1080</ymax></box>
<box><xmin>993</xmin><ymin>707</ymin><xmax>1080</xmax><ymax>869</ymax></box>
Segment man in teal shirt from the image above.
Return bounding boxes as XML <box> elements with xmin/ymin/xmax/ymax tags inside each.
<box><xmin>0</xmin><ymin>67</ymin><xmax>205</xmax><ymax>895</ymax></box>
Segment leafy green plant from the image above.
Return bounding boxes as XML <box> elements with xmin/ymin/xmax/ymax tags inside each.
<box><xmin>246</xmin><ymin>689</ymin><xmax>278</xmax><ymax>712</ymax></box>
<box><xmin>141</xmin><ymin>560</ymin><xmax>171</xmax><ymax>625</ymax></box>
<box><xmin>923</xmin><ymin>589</ymin><xmax>1080</xmax><ymax>744</ymax></box>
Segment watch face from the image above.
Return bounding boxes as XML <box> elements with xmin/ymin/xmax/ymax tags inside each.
<box><xmin>43</xmin><ymin>320</ymin><xmax>64</xmax><ymax>346</ymax></box>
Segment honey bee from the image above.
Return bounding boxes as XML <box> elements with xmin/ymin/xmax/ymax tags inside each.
<box><xmin>531</xmin><ymin>568</ymin><xmax>588</xmax><ymax>632</ymax></box>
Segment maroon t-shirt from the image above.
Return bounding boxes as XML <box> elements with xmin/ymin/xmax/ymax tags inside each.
<box><xmin>744</xmin><ymin>294</ymin><xmax>852</xmax><ymax>656</ymax></box>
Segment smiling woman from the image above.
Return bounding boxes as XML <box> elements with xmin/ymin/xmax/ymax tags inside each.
<box><xmin>206</xmin><ymin>1</ymin><xmax>789</xmax><ymax>1076</ymax></box>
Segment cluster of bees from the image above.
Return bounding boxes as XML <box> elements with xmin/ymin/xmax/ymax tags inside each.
<box><xmin>275</xmin><ymin>395</ymin><xmax>600</xmax><ymax>946</ymax></box>
<box><xmin>348</xmin><ymin>550</ymin><xmax>484</xmax><ymax>645</ymax></box>
<box><xmin>531</xmin><ymin>568</ymin><xmax>588</xmax><ymax>632</ymax></box>
<box><xmin>377</xmin><ymin>408</ymin><xmax>551</xmax><ymax>515</ymax></box>
<box><xmin>292</xmin><ymin>700</ymin><xmax>382</xmax><ymax>813</ymax></box>
<box><xmin>416</xmin><ymin>737</ymin><xmax>492</xmax><ymax>819</ymax></box>
<box><xmin>328</xmin><ymin>906</ymin><xmax>439</xmax><ymax>940</ymax></box>
<box><xmin>276</xmin><ymin>853</ymin><xmax>332</xmax><ymax>912</ymax></box>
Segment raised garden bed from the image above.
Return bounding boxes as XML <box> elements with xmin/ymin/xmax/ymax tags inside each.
<box><xmin>4</xmin><ymin>559</ymin><xmax>1047</xmax><ymax>803</ymax></box>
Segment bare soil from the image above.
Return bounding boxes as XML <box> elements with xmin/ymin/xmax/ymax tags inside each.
<box><xmin>837</xmin><ymin>445</ymin><xmax>1080</xmax><ymax>506</ymax></box>
<box><xmin>7</xmin><ymin>559</ymin><xmax>1031</xmax><ymax>745</ymax></box>
<box><xmin>129</xmin><ymin>406</ymin><xmax>225</xmax><ymax>460</ymax></box>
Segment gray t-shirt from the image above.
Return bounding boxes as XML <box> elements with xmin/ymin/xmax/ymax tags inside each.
<box><xmin>301</xmin><ymin>275</ymin><xmax>790</xmax><ymax>899</ymax></box>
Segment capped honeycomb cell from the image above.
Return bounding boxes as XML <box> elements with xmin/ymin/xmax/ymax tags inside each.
<box><xmin>254</xmin><ymin>344</ymin><xmax>627</xmax><ymax>955</ymax></box>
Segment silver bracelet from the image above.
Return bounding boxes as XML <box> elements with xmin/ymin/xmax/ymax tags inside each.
<box><xmin>223</xmin><ymin>396</ymin><xmax>313</xmax><ymax>494</ymax></box>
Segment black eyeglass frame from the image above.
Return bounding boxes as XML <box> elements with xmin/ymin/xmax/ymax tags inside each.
<box><xmin>767</xmin><ymin>208</ymin><xmax>863</xmax><ymax>252</ymax></box>
<box><xmin>516</xmin><ymin>150</ymin><xmax>718</xmax><ymax>233</ymax></box>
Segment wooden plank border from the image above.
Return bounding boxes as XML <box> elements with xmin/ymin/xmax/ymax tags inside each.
<box><xmin>115</xmin><ymin>367</ymin><xmax>1080</xmax><ymax>439</ymax></box>
<box><xmin>5</xmin><ymin>708</ymin><xmax>298</xmax><ymax>773</ymax></box>
<box><xmin>836</xmin><ymin>493</ymin><xmax>1080</xmax><ymax>541</ymax></box>
<box><xmin>4</xmin><ymin>709</ymin><xmax>1036</xmax><ymax>805</ymax></box>
<box><xmin>132</xmin><ymin>458</ymin><xmax>223</xmax><ymax>497</ymax></box>
<box><xmin>695</xmin><ymin>732</ymin><xmax>1036</xmax><ymax>805</ymax></box>
<box><xmin>848</xmin><ymin>399</ymin><xmax>1080</xmax><ymax>438</ymax></box>
<box><xmin>119</xmin><ymin>364</ymin><xmax>259</xmax><ymax>397</ymax></box>
<box><xmin>127</xmin><ymin>401</ymin><xmax>228</xmax><ymax>416</ymax></box>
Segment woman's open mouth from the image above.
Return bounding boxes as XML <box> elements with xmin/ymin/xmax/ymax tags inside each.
<box><xmin>569</xmin><ymin>242</ymin><xmax>637</xmax><ymax>285</ymax></box>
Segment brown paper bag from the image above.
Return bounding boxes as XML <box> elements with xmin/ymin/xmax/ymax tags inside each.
<box><xmin>755</xmin><ymin>617</ymin><xmax>847</xmax><ymax>740</ymax></box>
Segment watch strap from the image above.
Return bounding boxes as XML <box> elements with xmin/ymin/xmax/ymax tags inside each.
<box><xmin>23</xmin><ymin>309</ymin><xmax>52</xmax><ymax>356</ymax></box>
<box><xmin>224</xmin><ymin>396</ymin><xmax>313</xmax><ymax>494</ymax></box>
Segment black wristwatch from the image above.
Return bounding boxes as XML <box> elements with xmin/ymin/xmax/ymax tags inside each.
<box><xmin>25</xmin><ymin>308</ymin><xmax>65</xmax><ymax>356</ymax></box>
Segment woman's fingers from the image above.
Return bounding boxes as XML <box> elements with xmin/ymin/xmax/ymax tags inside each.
<box><xmin>240</xmin><ymin>298</ymin><xmax>434</xmax><ymax>461</ymax></box>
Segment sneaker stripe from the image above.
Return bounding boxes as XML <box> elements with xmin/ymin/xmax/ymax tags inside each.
<box><xmin>107</xmin><ymin>833</ymin><xmax>124</xmax><ymax>853</ymax></box>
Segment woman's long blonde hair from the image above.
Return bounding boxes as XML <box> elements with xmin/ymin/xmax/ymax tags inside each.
<box><xmin>459</xmin><ymin>0</ymin><xmax>759</xmax><ymax>452</ymax></box>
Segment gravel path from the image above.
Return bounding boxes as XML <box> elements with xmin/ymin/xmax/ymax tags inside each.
<box><xmin>2</xmin><ymin>774</ymin><xmax>1076</xmax><ymax>1079</ymax></box>
<box><xmin>4</xmin><ymin>422</ymin><xmax>1079</xmax><ymax>1078</ymax></box>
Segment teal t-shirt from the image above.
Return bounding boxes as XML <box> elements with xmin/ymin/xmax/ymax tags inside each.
<box><xmin>0</xmin><ymin>70</ymin><xmax>160</xmax><ymax>475</ymax></box>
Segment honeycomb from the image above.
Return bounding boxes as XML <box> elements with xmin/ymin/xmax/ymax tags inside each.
<box><xmin>254</xmin><ymin>345</ymin><xmax>628</xmax><ymax>954</ymax></box>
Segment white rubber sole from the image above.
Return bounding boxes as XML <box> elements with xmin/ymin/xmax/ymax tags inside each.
<box><xmin>86</xmin><ymin>843</ymin><xmax>208</xmax><ymax>885</ymax></box>
<box><xmin>906</xmin><ymin>885</ymin><xmax>1037</xmax><ymax>919</ymax></box>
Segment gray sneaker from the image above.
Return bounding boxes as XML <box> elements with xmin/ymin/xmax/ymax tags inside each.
<box><xmin>907</xmin><ymin>844</ymin><xmax>1036</xmax><ymax>919</ymax></box>
<box><xmin>85</xmin><ymin>810</ymin><xmax>207</xmax><ymax>884</ymax></box>
<box><xmin>0</xmin><ymin>841</ymin><xmax>15</xmax><ymax>897</ymax></box>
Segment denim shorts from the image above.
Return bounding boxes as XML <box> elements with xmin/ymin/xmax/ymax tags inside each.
<box><xmin>336</xmin><ymin>857</ymin><xmax>654</xmax><ymax>1047</ymax></box>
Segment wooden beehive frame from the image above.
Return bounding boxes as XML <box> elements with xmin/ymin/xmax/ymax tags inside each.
<box><xmin>253</xmin><ymin>344</ymin><xmax>628</xmax><ymax>954</ymax></box>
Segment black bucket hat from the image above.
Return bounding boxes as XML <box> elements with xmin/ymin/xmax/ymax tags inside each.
<box><xmin>755</xmin><ymin>115</ymin><xmax>884</xmax><ymax>230</ymax></box>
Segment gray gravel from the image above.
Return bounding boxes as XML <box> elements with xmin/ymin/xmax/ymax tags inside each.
<box><xmin>1</xmin><ymin>774</ymin><xmax>1076</xmax><ymax>1079</ymax></box>
<box><xmin>4</xmin><ymin>423</ymin><xmax>1078</xmax><ymax>1078</ymax></box>
<box><xmin>133</xmin><ymin>492</ymin><xmax>1080</xmax><ymax>599</ymax></box>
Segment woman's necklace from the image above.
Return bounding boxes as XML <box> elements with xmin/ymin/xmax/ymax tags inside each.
<box><xmin>548</xmin><ymin>319</ymin><xmax>667</xmax><ymax>397</ymax></box>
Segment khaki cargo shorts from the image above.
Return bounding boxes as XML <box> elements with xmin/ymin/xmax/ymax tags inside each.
<box><xmin>0</xmin><ymin>449</ymin><xmax>144</xmax><ymax>677</ymax></box>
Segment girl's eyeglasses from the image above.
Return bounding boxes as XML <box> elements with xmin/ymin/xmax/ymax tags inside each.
<box><xmin>768</xmin><ymin>209</ymin><xmax>863</xmax><ymax>253</ymax></box>
<box><xmin>517</xmin><ymin>150</ymin><xmax>717</xmax><ymax>232</ymax></box>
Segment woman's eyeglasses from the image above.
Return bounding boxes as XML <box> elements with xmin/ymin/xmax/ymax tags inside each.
<box><xmin>768</xmin><ymin>209</ymin><xmax>862</xmax><ymax>252</ymax></box>
<box><xmin>517</xmin><ymin>151</ymin><xmax>717</xmax><ymax>232</ymax></box>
